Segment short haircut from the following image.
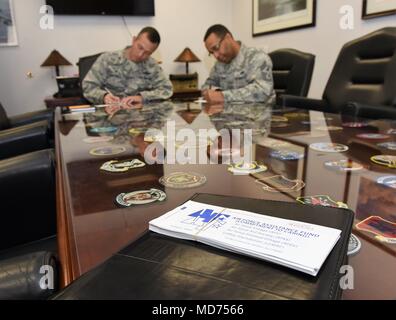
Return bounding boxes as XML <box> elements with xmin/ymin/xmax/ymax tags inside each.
<box><xmin>138</xmin><ymin>27</ymin><xmax>161</xmax><ymax>44</ymax></box>
<box><xmin>204</xmin><ymin>24</ymin><xmax>233</xmax><ymax>41</ymax></box>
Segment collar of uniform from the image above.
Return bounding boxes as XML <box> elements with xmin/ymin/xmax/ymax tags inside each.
<box><xmin>228</xmin><ymin>42</ymin><xmax>246</xmax><ymax>69</ymax></box>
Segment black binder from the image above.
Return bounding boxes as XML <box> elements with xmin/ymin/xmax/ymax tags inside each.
<box><xmin>54</xmin><ymin>194</ymin><xmax>354</xmax><ymax>300</ymax></box>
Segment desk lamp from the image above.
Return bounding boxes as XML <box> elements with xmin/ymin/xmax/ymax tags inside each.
<box><xmin>174</xmin><ymin>47</ymin><xmax>200</xmax><ymax>74</ymax></box>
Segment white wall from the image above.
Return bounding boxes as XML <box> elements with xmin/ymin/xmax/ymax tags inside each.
<box><xmin>1</xmin><ymin>0</ymin><xmax>395</xmax><ymax>116</ymax></box>
<box><xmin>0</xmin><ymin>0</ymin><xmax>231</xmax><ymax>116</ymax></box>
<box><xmin>232</xmin><ymin>0</ymin><xmax>396</xmax><ymax>99</ymax></box>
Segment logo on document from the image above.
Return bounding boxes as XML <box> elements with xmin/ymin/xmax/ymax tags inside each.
<box><xmin>182</xmin><ymin>208</ymin><xmax>230</xmax><ymax>229</ymax></box>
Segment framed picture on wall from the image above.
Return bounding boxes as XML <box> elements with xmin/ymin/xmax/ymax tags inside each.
<box><xmin>362</xmin><ymin>0</ymin><xmax>396</xmax><ymax>19</ymax></box>
<box><xmin>252</xmin><ymin>0</ymin><xmax>316</xmax><ymax>37</ymax></box>
<box><xmin>0</xmin><ymin>0</ymin><xmax>18</xmax><ymax>46</ymax></box>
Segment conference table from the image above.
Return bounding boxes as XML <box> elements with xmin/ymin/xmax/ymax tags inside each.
<box><xmin>55</xmin><ymin>101</ymin><xmax>396</xmax><ymax>299</ymax></box>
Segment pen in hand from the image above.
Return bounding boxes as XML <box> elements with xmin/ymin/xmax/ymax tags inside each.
<box><xmin>104</xmin><ymin>88</ymin><xmax>122</xmax><ymax>105</ymax></box>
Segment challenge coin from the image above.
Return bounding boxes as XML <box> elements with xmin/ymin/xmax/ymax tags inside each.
<box><xmin>310</xmin><ymin>142</ymin><xmax>349</xmax><ymax>153</ymax></box>
<box><xmin>159</xmin><ymin>172</ymin><xmax>206</xmax><ymax>189</ymax></box>
<box><xmin>101</xmin><ymin>159</ymin><xmax>146</xmax><ymax>172</ymax></box>
<box><xmin>356</xmin><ymin>133</ymin><xmax>390</xmax><ymax>140</ymax></box>
<box><xmin>377</xmin><ymin>176</ymin><xmax>396</xmax><ymax>189</ymax></box>
<box><xmin>83</xmin><ymin>136</ymin><xmax>114</xmax><ymax>144</ymax></box>
<box><xmin>90</xmin><ymin>126</ymin><xmax>118</xmax><ymax>134</ymax></box>
<box><xmin>116</xmin><ymin>189</ymin><xmax>166</xmax><ymax>207</ymax></box>
<box><xmin>348</xmin><ymin>234</ymin><xmax>361</xmax><ymax>256</ymax></box>
<box><xmin>270</xmin><ymin>150</ymin><xmax>304</xmax><ymax>160</ymax></box>
<box><xmin>228</xmin><ymin>162</ymin><xmax>268</xmax><ymax>175</ymax></box>
<box><xmin>342</xmin><ymin>122</ymin><xmax>369</xmax><ymax>128</ymax></box>
<box><xmin>377</xmin><ymin>142</ymin><xmax>396</xmax><ymax>151</ymax></box>
<box><xmin>324</xmin><ymin>159</ymin><xmax>363</xmax><ymax>172</ymax></box>
<box><xmin>315</xmin><ymin>126</ymin><xmax>343</xmax><ymax>131</ymax></box>
<box><xmin>89</xmin><ymin>146</ymin><xmax>126</xmax><ymax>156</ymax></box>
<box><xmin>296</xmin><ymin>195</ymin><xmax>349</xmax><ymax>209</ymax></box>
<box><xmin>255</xmin><ymin>175</ymin><xmax>305</xmax><ymax>193</ymax></box>
<box><xmin>370</xmin><ymin>155</ymin><xmax>396</xmax><ymax>168</ymax></box>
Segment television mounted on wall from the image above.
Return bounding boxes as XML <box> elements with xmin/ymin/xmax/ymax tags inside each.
<box><xmin>46</xmin><ymin>0</ymin><xmax>155</xmax><ymax>16</ymax></box>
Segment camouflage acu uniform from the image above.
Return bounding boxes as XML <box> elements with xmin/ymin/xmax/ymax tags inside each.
<box><xmin>202</xmin><ymin>44</ymin><xmax>275</xmax><ymax>103</ymax></box>
<box><xmin>82</xmin><ymin>48</ymin><xmax>173</xmax><ymax>104</ymax></box>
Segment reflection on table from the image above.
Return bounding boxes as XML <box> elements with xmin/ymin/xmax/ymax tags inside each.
<box><xmin>55</xmin><ymin>101</ymin><xmax>396</xmax><ymax>299</ymax></box>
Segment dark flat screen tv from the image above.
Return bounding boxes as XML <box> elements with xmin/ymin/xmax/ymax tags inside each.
<box><xmin>46</xmin><ymin>0</ymin><xmax>155</xmax><ymax>16</ymax></box>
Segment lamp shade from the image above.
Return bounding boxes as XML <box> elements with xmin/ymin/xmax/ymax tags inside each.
<box><xmin>41</xmin><ymin>50</ymin><xmax>72</xmax><ymax>77</ymax></box>
<box><xmin>174</xmin><ymin>47</ymin><xmax>200</xmax><ymax>74</ymax></box>
<box><xmin>174</xmin><ymin>47</ymin><xmax>201</xmax><ymax>63</ymax></box>
<box><xmin>41</xmin><ymin>50</ymin><xmax>72</xmax><ymax>67</ymax></box>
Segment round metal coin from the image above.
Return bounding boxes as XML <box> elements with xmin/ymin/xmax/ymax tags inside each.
<box><xmin>316</xmin><ymin>126</ymin><xmax>343</xmax><ymax>131</ymax></box>
<box><xmin>270</xmin><ymin>150</ymin><xmax>304</xmax><ymax>160</ymax></box>
<box><xmin>159</xmin><ymin>172</ymin><xmax>206</xmax><ymax>189</ymax></box>
<box><xmin>116</xmin><ymin>189</ymin><xmax>166</xmax><ymax>207</ymax></box>
<box><xmin>342</xmin><ymin>122</ymin><xmax>369</xmax><ymax>128</ymax></box>
<box><xmin>310</xmin><ymin>142</ymin><xmax>349</xmax><ymax>153</ymax></box>
<box><xmin>377</xmin><ymin>176</ymin><xmax>396</xmax><ymax>189</ymax></box>
<box><xmin>83</xmin><ymin>136</ymin><xmax>114</xmax><ymax>144</ymax></box>
<box><xmin>90</xmin><ymin>126</ymin><xmax>118</xmax><ymax>134</ymax></box>
<box><xmin>356</xmin><ymin>133</ymin><xmax>390</xmax><ymax>140</ymax></box>
<box><xmin>348</xmin><ymin>234</ymin><xmax>361</xmax><ymax>256</ymax></box>
<box><xmin>370</xmin><ymin>155</ymin><xmax>396</xmax><ymax>168</ymax></box>
<box><xmin>89</xmin><ymin>146</ymin><xmax>126</xmax><ymax>156</ymax></box>
<box><xmin>101</xmin><ymin>159</ymin><xmax>146</xmax><ymax>173</ymax></box>
<box><xmin>228</xmin><ymin>162</ymin><xmax>268</xmax><ymax>175</ymax></box>
<box><xmin>324</xmin><ymin>159</ymin><xmax>364</xmax><ymax>172</ymax></box>
<box><xmin>377</xmin><ymin>142</ymin><xmax>396</xmax><ymax>151</ymax></box>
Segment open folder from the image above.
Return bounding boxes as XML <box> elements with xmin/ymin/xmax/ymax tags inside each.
<box><xmin>53</xmin><ymin>193</ymin><xmax>354</xmax><ymax>300</ymax></box>
<box><xmin>148</xmin><ymin>194</ymin><xmax>353</xmax><ymax>299</ymax></box>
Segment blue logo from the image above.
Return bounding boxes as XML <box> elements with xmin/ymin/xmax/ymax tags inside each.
<box><xmin>182</xmin><ymin>208</ymin><xmax>230</xmax><ymax>229</ymax></box>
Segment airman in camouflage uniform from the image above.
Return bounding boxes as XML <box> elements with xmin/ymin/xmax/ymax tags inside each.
<box><xmin>83</xmin><ymin>27</ymin><xmax>173</xmax><ymax>106</ymax></box>
<box><xmin>202</xmin><ymin>24</ymin><xmax>275</xmax><ymax>104</ymax></box>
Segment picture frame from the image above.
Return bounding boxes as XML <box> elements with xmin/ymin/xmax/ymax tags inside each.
<box><xmin>0</xmin><ymin>0</ymin><xmax>18</xmax><ymax>46</ymax></box>
<box><xmin>253</xmin><ymin>0</ymin><xmax>316</xmax><ymax>37</ymax></box>
<box><xmin>362</xmin><ymin>0</ymin><xmax>396</xmax><ymax>19</ymax></box>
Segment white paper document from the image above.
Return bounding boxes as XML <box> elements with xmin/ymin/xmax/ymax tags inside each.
<box><xmin>149</xmin><ymin>201</ymin><xmax>341</xmax><ymax>276</ymax></box>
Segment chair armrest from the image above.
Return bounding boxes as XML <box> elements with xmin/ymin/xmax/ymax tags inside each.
<box><xmin>0</xmin><ymin>120</ymin><xmax>50</xmax><ymax>160</ymax></box>
<box><xmin>342</xmin><ymin>102</ymin><xmax>396</xmax><ymax>120</ymax></box>
<box><xmin>0</xmin><ymin>251</ymin><xmax>58</xmax><ymax>300</ymax></box>
<box><xmin>8</xmin><ymin>109</ymin><xmax>53</xmax><ymax>128</ymax></box>
<box><xmin>278</xmin><ymin>95</ymin><xmax>331</xmax><ymax>112</ymax></box>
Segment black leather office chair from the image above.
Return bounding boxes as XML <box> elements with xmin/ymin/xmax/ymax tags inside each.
<box><xmin>0</xmin><ymin>102</ymin><xmax>53</xmax><ymax>131</ymax></box>
<box><xmin>77</xmin><ymin>52</ymin><xmax>103</xmax><ymax>84</ymax></box>
<box><xmin>0</xmin><ymin>149</ymin><xmax>58</xmax><ymax>299</ymax></box>
<box><xmin>0</xmin><ymin>103</ymin><xmax>53</xmax><ymax>160</ymax></box>
<box><xmin>269</xmin><ymin>48</ymin><xmax>315</xmax><ymax>99</ymax></box>
<box><xmin>0</xmin><ymin>120</ymin><xmax>51</xmax><ymax>161</ymax></box>
<box><xmin>280</xmin><ymin>27</ymin><xmax>396</xmax><ymax>117</ymax></box>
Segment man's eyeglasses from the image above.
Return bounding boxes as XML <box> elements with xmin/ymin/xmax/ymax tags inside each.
<box><xmin>208</xmin><ymin>36</ymin><xmax>225</xmax><ymax>57</ymax></box>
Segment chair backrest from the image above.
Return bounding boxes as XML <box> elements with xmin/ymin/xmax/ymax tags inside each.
<box><xmin>0</xmin><ymin>149</ymin><xmax>56</xmax><ymax>250</ymax></box>
<box><xmin>269</xmin><ymin>48</ymin><xmax>315</xmax><ymax>97</ymax></box>
<box><xmin>77</xmin><ymin>53</ymin><xmax>103</xmax><ymax>84</ymax></box>
<box><xmin>323</xmin><ymin>27</ymin><xmax>396</xmax><ymax>112</ymax></box>
<box><xmin>0</xmin><ymin>103</ymin><xmax>10</xmax><ymax>130</ymax></box>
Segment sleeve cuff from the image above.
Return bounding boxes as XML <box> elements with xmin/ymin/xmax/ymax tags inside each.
<box><xmin>222</xmin><ymin>90</ymin><xmax>232</xmax><ymax>103</ymax></box>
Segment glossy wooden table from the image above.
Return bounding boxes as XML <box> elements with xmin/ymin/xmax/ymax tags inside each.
<box><xmin>55</xmin><ymin>101</ymin><xmax>396</xmax><ymax>299</ymax></box>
